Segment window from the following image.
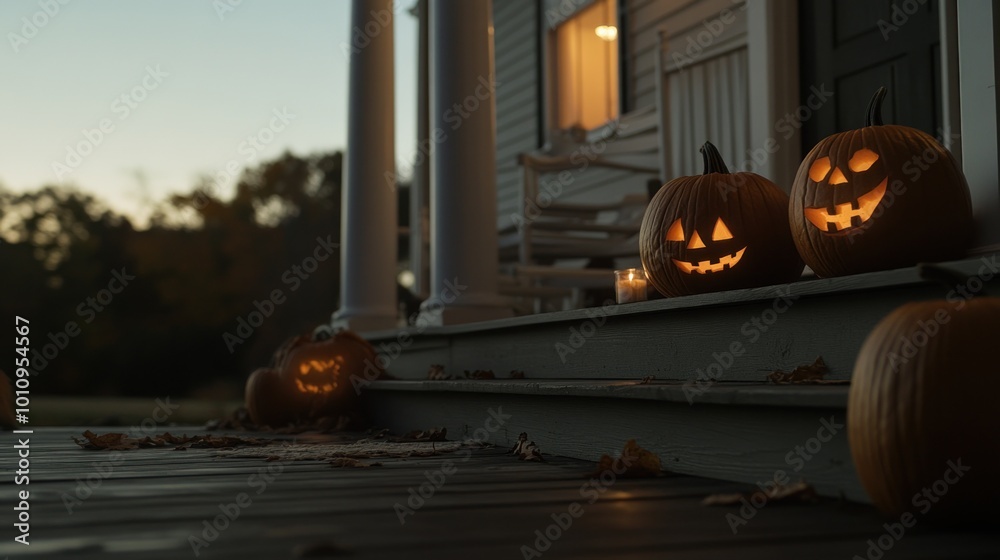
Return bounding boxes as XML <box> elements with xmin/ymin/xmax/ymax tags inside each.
<box><xmin>553</xmin><ymin>0</ymin><xmax>620</xmax><ymax>131</ymax></box>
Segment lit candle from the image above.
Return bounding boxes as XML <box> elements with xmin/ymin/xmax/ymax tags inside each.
<box><xmin>615</xmin><ymin>268</ymin><xmax>647</xmax><ymax>304</ymax></box>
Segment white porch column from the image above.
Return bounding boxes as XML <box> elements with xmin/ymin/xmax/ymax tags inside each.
<box><xmin>418</xmin><ymin>0</ymin><xmax>512</xmax><ymax>325</ymax></box>
<box><xmin>332</xmin><ymin>0</ymin><xmax>398</xmax><ymax>332</ymax></box>
<box><xmin>956</xmin><ymin>0</ymin><xmax>1000</xmax><ymax>249</ymax></box>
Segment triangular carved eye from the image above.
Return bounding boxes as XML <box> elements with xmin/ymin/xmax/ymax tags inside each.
<box><xmin>666</xmin><ymin>218</ymin><xmax>685</xmax><ymax>242</ymax></box>
<box><xmin>687</xmin><ymin>230</ymin><xmax>706</xmax><ymax>249</ymax></box>
<box><xmin>712</xmin><ymin>218</ymin><xmax>733</xmax><ymax>241</ymax></box>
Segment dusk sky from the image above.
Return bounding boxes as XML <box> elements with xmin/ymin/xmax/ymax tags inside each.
<box><xmin>0</xmin><ymin>0</ymin><xmax>418</xmax><ymax>225</ymax></box>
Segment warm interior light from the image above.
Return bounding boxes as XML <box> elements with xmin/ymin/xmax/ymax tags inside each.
<box><xmin>687</xmin><ymin>230</ymin><xmax>706</xmax><ymax>249</ymax></box>
<box><xmin>628</xmin><ymin>270</ymin><xmax>634</xmax><ymax>282</ymax></box>
<box><xmin>666</xmin><ymin>218</ymin><xmax>685</xmax><ymax>241</ymax></box>
<box><xmin>809</xmin><ymin>157</ymin><xmax>832</xmax><ymax>182</ymax></box>
<box><xmin>595</xmin><ymin>25</ymin><xmax>618</xmax><ymax>41</ymax></box>
<box><xmin>712</xmin><ymin>218</ymin><xmax>733</xmax><ymax>241</ymax></box>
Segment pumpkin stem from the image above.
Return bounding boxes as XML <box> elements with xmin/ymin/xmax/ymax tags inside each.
<box><xmin>700</xmin><ymin>141</ymin><xmax>730</xmax><ymax>175</ymax></box>
<box><xmin>865</xmin><ymin>87</ymin><xmax>887</xmax><ymax>127</ymax></box>
<box><xmin>917</xmin><ymin>263</ymin><xmax>988</xmax><ymax>298</ymax></box>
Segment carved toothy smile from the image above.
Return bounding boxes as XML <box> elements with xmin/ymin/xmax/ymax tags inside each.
<box><xmin>672</xmin><ymin>247</ymin><xmax>746</xmax><ymax>274</ymax></box>
<box><xmin>804</xmin><ymin>178</ymin><xmax>888</xmax><ymax>233</ymax></box>
<box><xmin>295</xmin><ymin>357</ymin><xmax>344</xmax><ymax>394</ymax></box>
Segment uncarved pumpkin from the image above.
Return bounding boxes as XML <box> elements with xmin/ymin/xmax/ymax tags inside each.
<box><xmin>245</xmin><ymin>367</ymin><xmax>294</xmax><ymax>427</ymax></box>
<box><xmin>640</xmin><ymin>141</ymin><xmax>803</xmax><ymax>297</ymax></box>
<box><xmin>848</xmin><ymin>269</ymin><xmax>1000</xmax><ymax>518</ymax></box>
<box><xmin>789</xmin><ymin>88</ymin><xmax>973</xmax><ymax>278</ymax></box>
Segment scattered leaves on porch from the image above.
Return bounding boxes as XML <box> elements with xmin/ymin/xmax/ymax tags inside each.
<box><xmin>767</xmin><ymin>357</ymin><xmax>847</xmax><ymax>384</ymax></box>
<box><xmin>72</xmin><ymin>430</ymin><xmax>271</xmax><ymax>451</ymax></box>
<box><xmin>219</xmin><ymin>439</ymin><xmax>469</xmax><ymax>461</ymax></box>
<box><xmin>639</xmin><ymin>375</ymin><xmax>655</xmax><ymax>384</ymax></box>
<box><xmin>0</xmin><ymin>370</ymin><xmax>15</xmax><ymax>430</ymax></box>
<box><xmin>509</xmin><ymin>370</ymin><xmax>526</xmax><ymax>379</ymax></box>
<box><xmin>701</xmin><ymin>480</ymin><xmax>819</xmax><ymax>506</ymax></box>
<box><xmin>464</xmin><ymin>369</ymin><xmax>496</xmax><ymax>380</ymax></box>
<box><xmin>427</xmin><ymin>364</ymin><xmax>451</xmax><ymax>380</ymax></box>
<box><xmin>594</xmin><ymin>439</ymin><xmax>662</xmax><ymax>478</ymax></box>
<box><xmin>403</xmin><ymin>427</ymin><xmax>447</xmax><ymax>441</ymax></box>
<box><xmin>510</xmin><ymin>432</ymin><xmax>544</xmax><ymax>461</ymax></box>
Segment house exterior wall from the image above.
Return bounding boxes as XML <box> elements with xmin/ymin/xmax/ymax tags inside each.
<box><xmin>493</xmin><ymin>0</ymin><xmax>541</xmax><ymax>229</ymax></box>
<box><xmin>492</xmin><ymin>0</ymin><xmax>752</xmax><ymax>228</ymax></box>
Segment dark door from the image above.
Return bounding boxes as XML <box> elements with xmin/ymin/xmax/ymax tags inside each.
<box><xmin>799</xmin><ymin>0</ymin><xmax>941</xmax><ymax>151</ymax></box>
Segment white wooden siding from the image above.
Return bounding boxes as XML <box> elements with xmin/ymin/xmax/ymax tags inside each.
<box><xmin>494</xmin><ymin>0</ymin><xmax>541</xmax><ymax>229</ymax></box>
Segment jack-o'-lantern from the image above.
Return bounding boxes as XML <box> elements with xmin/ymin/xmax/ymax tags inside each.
<box><xmin>277</xmin><ymin>329</ymin><xmax>380</xmax><ymax>418</ymax></box>
<box><xmin>244</xmin><ymin>329</ymin><xmax>381</xmax><ymax>426</ymax></box>
<box><xmin>640</xmin><ymin>142</ymin><xmax>803</xmax><ymax>296</ymax></box>
<box><xmin>789</xmin><ymin>88</ymin><xmax>973</xmax><ymax>277</ymax></box>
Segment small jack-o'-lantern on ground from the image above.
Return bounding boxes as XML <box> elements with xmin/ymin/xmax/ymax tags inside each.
<box><xmin>639</xmin><ymin>141</ymin><xmax>803</xmax><ymax>297</ymax></box>
<box><xmin>244</xmin><ymin>329</ymin><xmax>380</xmax><ymax>426</ymax></box>
<box><xmin>789</xmin><ymin>87</ymin><xmax>973</xmax><ymax>277</ymax></box>
<box><xmin>848</xmin><ymin>265</ymin><xmax>1000</xmax><ymax>520</ymax></box>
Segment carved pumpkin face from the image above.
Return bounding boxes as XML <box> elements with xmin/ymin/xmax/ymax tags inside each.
<box><xmin>244</xmin><ymin>331</ymin><xmax>381</xmax><ymax>426</ymax></box>
<box><xmin>802</xmin><ymin>148</ymin><xmax>887</xmax><ymax>234</ymax></box>
<box><xmin>789</xmin><ymin>88</ymin><xmax>973</xmax><ymax>278</ymax></box>
<box><xmin>665</xmin><ymin>216</ymin><xmax>746</xmax><ymax>274</ymax></box>
<box><xmin>640</xmin><ymin>142</ymin><xmax>803</xmax><ymax>297</ymax></box>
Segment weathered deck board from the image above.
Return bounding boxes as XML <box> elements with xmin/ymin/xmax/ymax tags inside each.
<box><xmin>1</xmin><ymin>428</ymin><xmax>997</xmax><ymax>559</ymax></box>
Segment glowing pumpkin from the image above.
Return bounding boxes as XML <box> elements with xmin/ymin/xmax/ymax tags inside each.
<box><xmin>789</xmin><ymin>87</ymin><xmax>973</xmax><ymax>277</ymax></box>
<box><xmin>848</xmin><ymin>265</ymin><xmax>1000</xmax><ymax>519</ymax></box>
<box><xmin>277</xmin><ymin>329</ymin><xmax>380</xmax><ymax>419</ymax></box>
<box><xmin>639</xmin><ymin>141</ymin><xmax>803</xmax><ymax>296</ymax></box>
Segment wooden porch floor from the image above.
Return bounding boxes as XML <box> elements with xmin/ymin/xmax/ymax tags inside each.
<box><xmin>2</xmin><ymin>428</ymin><xmax>997</xmax><ymax>560</ymax></box>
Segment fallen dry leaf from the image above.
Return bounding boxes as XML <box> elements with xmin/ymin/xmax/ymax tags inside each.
<box><xmin>464</xmin><ymin>369</ymin><xmax>495</xmax><ymax>380</ymax></box>
<box><xmin>72</xmin><ymin>430</ymin><xmax>272</xmax><ymax>451</ymax></box>
<box><xmin>768</xmin><ymin>357</ymin><xmax>832</xmax><ymax>384</ymax></box>
<box><xmin>702</xmin><ymin>480</ymin><xmax>819</xmax><ymax>506</ymax></box>
<box><xmin>427</xmin><ymin>364</ymin><xmax>450</xmax><ymax>380</ymax></box>
<box><xmin>509</xmin><ymin>370</ymin><xmax>526</xmax><ymax>379</ymax></box>
<box><xmin>594</xmin><ymin>439</ymin><xmax>661</xmax><ymax>478</ymax></box>
<box><xmin>638</xmin><ymin>375</ymin><xmax>655</xmax><ymax>384</ymax></box>
<box><xmin>510</xmin><ymin>432</ymin><xmax>544</xmax><ymax>461</ymax></box>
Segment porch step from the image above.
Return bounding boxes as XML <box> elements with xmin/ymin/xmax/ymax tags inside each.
<box><xmin>360</xmin><ymin>380</ymin><xmax>861</xmax><ymax>501</ymax></box>
<box><xmin>363</xmin><ymin>255</ymin><xmax>999</xmax><ymax>382</ymax></box>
